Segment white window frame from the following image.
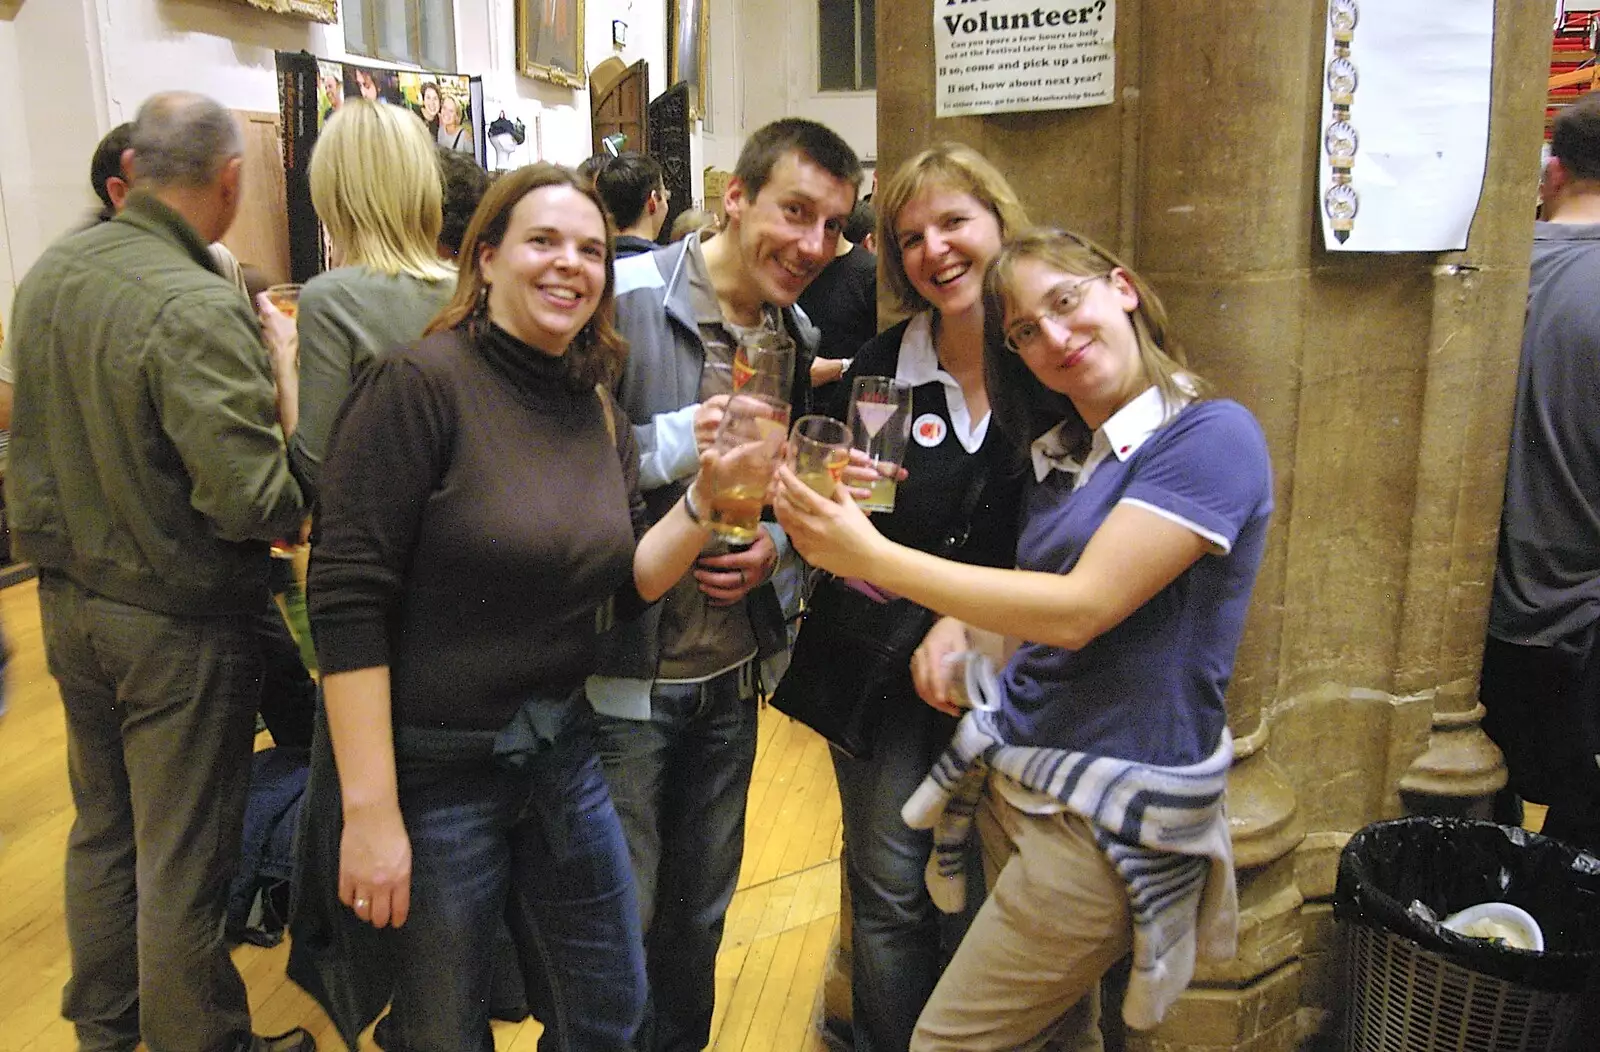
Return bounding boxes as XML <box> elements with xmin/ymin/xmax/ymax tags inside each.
<box><xmin>344</xmin><ymin>0</ymin><xmax>457</xmax><ymax>72</ymax></box>
<box><xmin>817</xmin><ymin>0</ymin><xmax>875</xmax><ymax>94</ymax></box>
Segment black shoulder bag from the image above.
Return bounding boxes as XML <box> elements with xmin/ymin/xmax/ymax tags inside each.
<box><xmin>769</xmin><ymin>464</ymin><xmax>991</xmax><ymax>760</ymax></box>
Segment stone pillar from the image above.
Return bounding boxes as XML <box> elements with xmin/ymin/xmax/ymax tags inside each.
<box><xmin>867</xmin><ymin>1</ymin><xmax>1551</xmax><ymax>1049</ymax></box>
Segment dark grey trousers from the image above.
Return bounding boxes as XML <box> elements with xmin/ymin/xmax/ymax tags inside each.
<box><xmin>39</xmin><ymin>572</ymin><xmax>262</xmax><ymax>1052</ymax></box>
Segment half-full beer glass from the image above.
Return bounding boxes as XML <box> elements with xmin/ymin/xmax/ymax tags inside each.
<box><xmin>706</xmin><ymin>393</ymin><xmax>790</xmax><ymax>543</ymax></box>
<box><xmin>788</xmin><ymin>415</ymin><xmax>853</xmax><ymax>498</ymax></box>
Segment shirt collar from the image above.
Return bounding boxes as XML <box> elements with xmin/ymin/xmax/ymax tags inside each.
<box><xmin>1030</xmin><ymin>383</ymin><xmax>1185</xmax><ymax>483</ymax></box>
<box><xmin>894</xmin><ymin>313</ymin><xmax>990</xmax><ymax>453</ymax></box>
<box><xmin>118</xmin><ymin>191</ymin><xmax>221</xmax><ymax>276</ymax></box>
<box><xmin>1534</xmin><ymin>219</ymin><xmax>1600</xmax><ymax>243</ymax></box>
<box><xmin>894</xmin><ymin>313</ymin><xmax>944</xmax><ymax>385</ymax></box>
<box><xmin>683</xmin><ymin>236</ymin><xmax>724</xmax><ymax>327</ymax></box>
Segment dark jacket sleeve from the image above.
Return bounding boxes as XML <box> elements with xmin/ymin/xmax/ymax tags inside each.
<box><xmin>307</xmin><ymin>347</ymin><xmax>456</xmax><ymax>675</ymax></box>
<box><xmin>961</xmin><ymin>439</ymin><xmax>1027</xmax><ymax>570</ymax></box>
<box><xmin>783</xmin><ymin>305</ymin><xmax>822</xmax><ymax>419</ymax></box>
<box><xmin>146</xmin><ymin>291</ymin><xmax>307</xmax><ymax>542</ymax></box>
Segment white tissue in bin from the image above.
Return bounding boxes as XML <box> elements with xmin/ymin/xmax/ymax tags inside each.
<box><xmin>1441</xmin><ymin>902</ymin><xmax>1544</xmax><ymax>952</ymax></box>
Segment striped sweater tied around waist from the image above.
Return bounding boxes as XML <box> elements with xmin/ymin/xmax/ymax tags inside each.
<box><xmin>901</xmin><ymin>661</ymin><xmax>1238</xmax><ymax>1030</ymax></box>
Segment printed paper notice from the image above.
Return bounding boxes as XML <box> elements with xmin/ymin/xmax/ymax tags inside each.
<box><xmin>1318</xmin><ymin>0</ymin><xmax>1493</xmax><ymax>252</ymax></box>
<box><xmin>935</xmin><ymin>0</ymin><xmax>1115</xmax><ymax>118</ymax></box>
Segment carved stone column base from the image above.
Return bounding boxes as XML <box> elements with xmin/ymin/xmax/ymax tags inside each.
<box><xmin>1294</xmin><ymin>902</ymin><xmax>1340</xmax><ymax>1048</ymax></box>
<box><xmin>1198</xmin><ymin>859</ymin><xmax>1304</xmax><ymax>986</ymax></box>
<box><xmin>1124</xmin><ymin>721</ymin><xmax>1308</xmax><ymax>1052</ymax></box>
<box><xmin>1128</xmin><ymin>962</ymin><xmax>1303</xmax><ymax>1052</ymax></box>
<box><xmin>1230</xmin><ymin>723</ymin><xmax>1307</xmax><ymax>872</ymax></box>
<box><xmin>1398</xmin><ymin>703</ymin><xmax>1506</xmax><ymax>817</ymax></box>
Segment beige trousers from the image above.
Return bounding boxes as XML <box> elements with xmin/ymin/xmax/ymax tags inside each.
<box><xmin>911</xmin><ymin>777</ymin><xmax>1132</xmax><ymax>1052</ymax></box>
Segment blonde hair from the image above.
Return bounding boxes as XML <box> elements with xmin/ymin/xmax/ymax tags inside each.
<box><xmin>427</xmin><ymin>163</ymin><xmax>627</xmax><ymax>390</ymax></box>
<box><xmin>309</xmin><ymin>99</ymin><xmax>453</xmax><ymax>281</ymax></box>
<box><xmin>669</xmin><ymin>208</ymin><xmax>716</xmax><ymax>242</ymax></box>
<box><xmin>876</xmin><ymin>142</ymin><xmax>1030</xmax><ymax>316</ymax></box>
<box><xmin>982</xmin><ymin>227</ymin><xmax>1202</xmax><ymax>456</ymax></box>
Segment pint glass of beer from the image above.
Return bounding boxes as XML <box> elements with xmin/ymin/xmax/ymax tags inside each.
<box><xmin>788</xmin><ymin>415</ymin><xmax>853</xmax><ymax>498</ymax></box>
<box><xmin>706</xmin><ymin>393</ymin><xmax>790</xmax><ymax>543</ymax></box>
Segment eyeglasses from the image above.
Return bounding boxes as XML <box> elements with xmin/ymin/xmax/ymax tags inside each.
<box><xmin>1003</xmin><ymin>273</ymin><xmax>1111</xmax><ymax>353</ymax></box>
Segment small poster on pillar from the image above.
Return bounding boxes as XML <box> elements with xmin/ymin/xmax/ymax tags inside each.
<box><xmin>1317</xmin><ymin>0</ymin><xmax>1494</xmax><ymax>252</ymax></box>
<box><xmin>933</xmin><ymin>0</ymin><xmax>1114</xmax><ymax>118</ymax></box>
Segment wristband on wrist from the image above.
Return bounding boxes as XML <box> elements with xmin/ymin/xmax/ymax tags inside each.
<box><xmin>682</xmin><ymin>486</ymin><xmax>709</xmax><ymax>527</ymax></box>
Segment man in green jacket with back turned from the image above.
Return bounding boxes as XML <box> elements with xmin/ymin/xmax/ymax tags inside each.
<box><xmin>5</xmin><ymin>92</ymin><xmax>310</xmax><ymax>1052</ymax></box>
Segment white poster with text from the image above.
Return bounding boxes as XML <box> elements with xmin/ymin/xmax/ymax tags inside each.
<box><xmin>935</xmin><ymin>0</ymin><xmax>1115</xmax><ymax>118</ymax></box>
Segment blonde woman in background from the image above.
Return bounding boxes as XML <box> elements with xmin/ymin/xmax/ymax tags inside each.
<box><xmin>667</xmin><ymin>207</ymin><xmax>716</xmax><ymax>242</ymax></box>
<box><xmin>277</xmin><ymin>98</ymin><xmax>457</xmax><ymax>501</ymax></box>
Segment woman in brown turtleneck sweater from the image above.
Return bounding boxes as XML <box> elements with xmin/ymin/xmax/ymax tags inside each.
<box><xmin>303</xmin><ymin>163</ymin><xmax>723</xmax><ymax>1051</ymax></box>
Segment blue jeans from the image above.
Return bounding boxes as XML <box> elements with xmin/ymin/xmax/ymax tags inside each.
<box><xmin>594</xmin><ymin>662</ymin><xmax>761</xmax><ymax>1052</ymax></box>
<box><xmin>833</xmin><ymin>690</ymin><xmax>980</xmax><ymax>1052</ymax></box>
<box><xmin>39</xmin><ymin>573</ymin><xmax>261</xmax><ymax>1052</ymax></box>
<box><xmin>384</xmin><ymin>718</ymin><xmax>646</xmax><ymax>1052</ymax></box>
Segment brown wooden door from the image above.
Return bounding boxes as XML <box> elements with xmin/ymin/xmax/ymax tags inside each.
<box><xmin>222</xmin><ymin>109</ymin><xmax>292</xmax><ymax>286</ymax></box>
<box><xmin>591</xmin><ymin>60</ymin><xmax>648</xmax><ymax>157</ymax></box>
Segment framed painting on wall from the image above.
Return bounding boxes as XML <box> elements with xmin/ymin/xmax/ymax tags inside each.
<box><xmin>225</xmin><ymin>0</ymin><xmax>338</xmax><ymax>23</ymax></box>
<box><xmin>517</xmin><ymin>0</ymin><xmax>587</xmax><ymax>89</ymax></box>
<box><xmin>668</xmin><ymin>0</ymin><xmax>708</xmax><ymax>118</ymax></box>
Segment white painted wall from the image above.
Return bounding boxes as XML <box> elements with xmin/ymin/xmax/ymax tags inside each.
<box><xmin>0</xmin><ymin>0</ymin><xmax>880</xmax><ymax>319</ymax></box>
<box><xmin>733</xmin><ymin>0</ymin><xmax>876</xmax><ymax>167</ymax></box>
<box><xmin>0</xmin><ymin>0</ymin><xmax>668</xmax><ymax>303</ymax></box>
<box><xmin>97</xmin><ymin>0</ymin><xmax>340</xmax><ymax>114</ymax></box>
<box><xmin>465</xmin><ymin>0</ymin><xmax>670</xmax><ymax>170</ymax></box>
<box><xmin>0</xmin><ymin>0</ymin><xmax>111</xmax><ymax>329</ymax></box>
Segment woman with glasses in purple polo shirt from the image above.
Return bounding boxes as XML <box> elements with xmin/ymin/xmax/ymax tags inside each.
<box><xmin>775</xmin><ymin>226</ymin><xmax>1272</xmax><ymax>1051</ymax></box>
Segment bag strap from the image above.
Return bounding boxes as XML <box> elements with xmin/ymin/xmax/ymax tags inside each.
<box><xmin>936</xmin><ymin>454</ymin><xmax>992</xmax><ymax>559</ymax></box>
<box><xmin>595</xmin><ymin>383</ymin><xmax>618</xmax><ymax>445</ymax></box>
<box><xmin>810</xmin><ymin>430</ymin><xmax>994</xmax><ymax>604</ymax></box>
<box><xmin>594</xmin><ymin>384</ymin><xmax>622</xmax><ymax>638</ymax></box>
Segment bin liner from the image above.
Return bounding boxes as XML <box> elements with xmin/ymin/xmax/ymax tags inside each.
<box><xmin>1333</xmin><ymin>817</ymin><xmax>1600</xmax><ymax>992</ymax></box>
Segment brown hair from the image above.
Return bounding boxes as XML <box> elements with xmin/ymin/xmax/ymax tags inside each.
<box><xmin>981</xmin><ymin>227</ymin><xmax>1202</xmax><ymax>456</ymax></box>
<box><xmin>732</xmin><ymin>118</ymin><xmax>861</xmax><ymax>202</ymax></box>
<box><xmin>876</xmin><ymin>142</ymin><xmax>1031</xmax><ymax>316</ymax></box>
<box><xmin>1552</xmin><ymin>90</ymin><xmax>1600</xmax><ymax>182</ymax></box>
<box><xmin>427</xmin><ymin>163</ymin><xmax>627</xmax><ymax>389</ymax></box>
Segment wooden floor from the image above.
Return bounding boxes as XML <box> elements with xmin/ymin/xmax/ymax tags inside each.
<box><xmin>0</xmin><ymin>578</ymin><xmax>841</xmax><ymax>1051</ymax></box>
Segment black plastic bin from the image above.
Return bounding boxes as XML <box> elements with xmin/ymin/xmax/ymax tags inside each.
<box><xmin>1333</xmin><ymin>817</ymin><xmax>1600</xmax><ymax>1052</ymax></box>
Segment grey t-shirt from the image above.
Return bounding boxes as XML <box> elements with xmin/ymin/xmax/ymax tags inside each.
<box><xmin>290</xmin><ymin>266</ymin><xmax>454</xmax><ymax>499</ymax></box>
<box><xmin>1489</xmin><ymin>221</ymin><xmax>1600</xmax><ymax>654</ymax></box>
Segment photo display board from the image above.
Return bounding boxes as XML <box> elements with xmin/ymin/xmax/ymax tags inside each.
<box><xmin>277</xmin><ymin>52</ymin><xmax>486</xmax><ymax>281</ymax></box>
